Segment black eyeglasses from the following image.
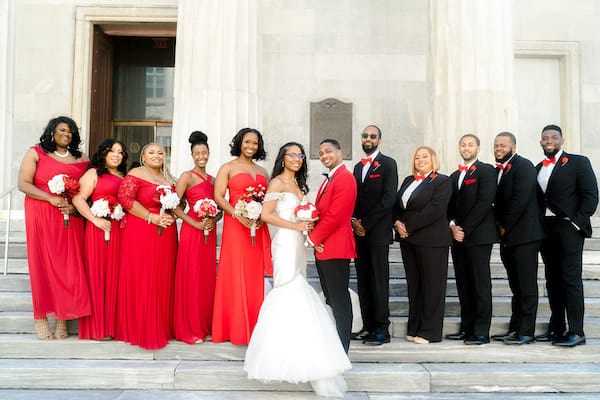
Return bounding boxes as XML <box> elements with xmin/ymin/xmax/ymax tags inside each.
<box><xmin>361</xmin><ymin>133</ymin><xmax>378</xmax><ymax>139</ymax></box>
<box><xmin>285</xmin><ymin>153</ymin><xmax>306</xmax><ymax>160</ymax></box>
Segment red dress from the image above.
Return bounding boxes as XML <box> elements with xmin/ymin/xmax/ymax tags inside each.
<box><xmin>116</xmin><ymin>175</ymin><xmax>177</xmax><ymax>350</ymax></box>
<box><xmin>174</xmin><ymin>171</ymin><xmax>217</xmax><ymax>344</ymax></box>
<box><xmin>78</xmin><ymin>172</ymin><xmax>123</xmax><ymax>340</ymax></box>
<box><xmin>212</xmin><ymin>173</ymin><xmax>272</xmax><ymax>345</ymax></box>
<box><xmin>24</xmin><ymin>146</ymin><xmax>91</xmax><ymax>320</ymax></box>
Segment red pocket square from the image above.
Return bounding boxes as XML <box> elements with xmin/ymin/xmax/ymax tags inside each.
<box><xmin>369</xmin><ymin>174</ymin><xmax>381</xmax><ymax>179</ymax></box>
<box><xmin>464</xmin><ymin>178</ymin><xmax>476</xmax><ymax>185</ymax></box>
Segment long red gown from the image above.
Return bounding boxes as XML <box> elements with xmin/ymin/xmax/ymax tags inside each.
<box><xmin>24</xmin><ymin>146</ymin><xmax>91</xmax><ymax>320</ymax></box>
<box><xmin>78</xmin><ymin>172</ymin><xmax>123</xmax><ymax>340</ymax></box>
<box><xmin>174</xmin><ymin>171</ymin><xmax>217</xmax><ymax>344</ymax></box>
<box><xmin>212</xmin><ymin>173</ymin><xmax>272</xmax><ymax>345</ymax></box>
<box><xmin>116</xmin><ymin>175</ymin><xmax>177</xmax><ymax>350</ymax></box>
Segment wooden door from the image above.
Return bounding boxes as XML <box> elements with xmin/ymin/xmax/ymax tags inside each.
<box><xmin>88</xmin><ymin>25</ymin><xmax>114</xmax><ymax>153</ymax></box>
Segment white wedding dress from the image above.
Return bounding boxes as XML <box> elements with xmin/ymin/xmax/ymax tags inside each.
<box><xmin>244</xmin><ymin>192</ymin><xmax>351</xmax><ymax>397</ymax></box>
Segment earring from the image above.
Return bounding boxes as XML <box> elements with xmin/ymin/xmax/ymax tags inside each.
<box><xmin>281</xmin><ymin>161</ymin><xmax>285</xmax><ymax>168</ymax></box>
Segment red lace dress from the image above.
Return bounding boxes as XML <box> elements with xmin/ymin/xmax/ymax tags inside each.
<box><xmin>212</xmin><ymin>173</ymin><xmax>272</xmax><ymax>345</ymax></box>
<box><xmin>174</xmin><ymin>171</ymin><xmax>217</xmax><ymax>344</ymax></box>
<box><xmin>78</xmin><ymin>172</ymin><xmax>123</xmax><ymax>340</ymax></box>
<box><xmin>24</xmin><ymin>146</ymin><xmax>91</xmax><ymax>320</ymax></box>
<box><xmin>115</xmin><ymin>175</ymin><xmax>177</xmax><ymax>349</ymax></box>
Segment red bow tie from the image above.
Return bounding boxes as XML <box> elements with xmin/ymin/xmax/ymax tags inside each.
<box><xmin>458</xmin><ymin>164</ymin><xmax>469</xmax><ymax>172</ymax></box>
<box><xmin>496</xmin><ymin>163</ymin><xmax>506</xmax><ymax>171</ymax></box>
<box><xmin>542</xmin><ymin>156</ymin><xmax>556</xmax><ymax>167</ymax></box>
<box><xmin>361</xmin><ymin>157</ymin><xmax>372</xmax><ymax>166</ymax></box>
<box><xmin>413</xmin><ymin>174</ymin><xmax>425</xmax><ymax>181</ymax></box>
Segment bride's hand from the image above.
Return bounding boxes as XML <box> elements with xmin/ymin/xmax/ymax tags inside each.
<box><xmin>298</xmin><ymin>221</ymin><xmax>314</xmax><ymax>231</ymax></box>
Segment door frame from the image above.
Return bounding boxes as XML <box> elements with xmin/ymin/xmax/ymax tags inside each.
<box><xmin>72</xmin><ymin>5</ymin><xmax>177</xmax><ymax>152</ymax></box>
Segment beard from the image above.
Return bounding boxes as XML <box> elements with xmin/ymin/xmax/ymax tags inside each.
<box><xmin>495</xmin><ymin>150</ymin><xmax>513</xmax><ymax>164</ymax></box>
<box><xmin>544</xmin><ymin>148</ymin><xmax>560</xmax><ymax>158</ymax></box>
<box><xmin>362</xmin><ymin>143</ymin><xmax>378</xmax><ymax>155</ymax></box>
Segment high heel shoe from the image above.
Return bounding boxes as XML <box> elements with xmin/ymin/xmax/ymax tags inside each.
<box><xmin>34</xmin><ymin>318</ymin><xmax>54</xmax><ymax>340</ymax></box>
<box><xmin>54</xmin><ymin>319</ymin><xmax>69</xmax><ymax>340</ymax></box>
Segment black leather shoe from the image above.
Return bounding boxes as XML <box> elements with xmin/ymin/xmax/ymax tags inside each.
<box><xmin>491</xmin><ymin>331</ymin><xmax>517</xmax><ymax>341</ymax></box>
<box><xmin>351</xmin><ymin>329</ymin><xmax>370</xmax><ymax>341</ymax></box>
<box><xmin>464</xmin><ymin>335</ymin><xmax>490</xmax><ymax>345</ymax></box>
<box><xmin>552</xmin><ymin>333</ymin><xmax>586</xmax><ymax>347</ymax></box>
<box><xmin>363</xmin><ymin>332</ymin><xmax>391</xmax><ymax>346</ymax></box>
<box><xmin>535</xmin><ymin>331</ymin><xmax>565</xmax><ymax>342</ymax></box>
<box><xmin>504</xmin><ymin>335</ymin><xmax>535</xmax><ymax>345</ymax></box>
<box><xmin>445</xmin><ymin>331</ymin><xmax>468</xmax><ymax>340</ymax></box>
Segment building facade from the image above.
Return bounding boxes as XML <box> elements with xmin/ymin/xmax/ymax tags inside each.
<box><xmin>1</xmin><ymin>0</ymin><xmax>598</xmax><ymax>207</ymax></box>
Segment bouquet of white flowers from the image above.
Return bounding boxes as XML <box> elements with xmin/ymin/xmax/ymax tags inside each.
<box><xmin>155</xmin><ymin>185</ymin><xmax>180</xmax><ymax>235</ymax></box>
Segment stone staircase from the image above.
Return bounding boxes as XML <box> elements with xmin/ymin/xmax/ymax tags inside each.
<box><xmin>1</xmin><ymin>218</ymin><xmax>600</xmax><ymax>398</ymax></box>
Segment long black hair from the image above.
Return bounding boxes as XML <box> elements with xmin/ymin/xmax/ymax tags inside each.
<box><xmin>88</xmin><ymin>138</ymin><xmax>128</xmax><ymax>177</ymax></box>
<box><xmin>189</xmin><ymin>130</ymin><xmax>209</xmax><ymax>152</ymax></box>
<box><xmin>229</xmin><ymin>127</ymin><xmax>267</xmax><ymax>160</ymax></box>
<box><xmin>271</xmin><ymin>142</ymin><xmax>309</xmax><ymax>194</ymax></box>
<box><xmin>38</xmin><ymin>116</ymin><xmax>83</xmax><ymax>158</ymax></box>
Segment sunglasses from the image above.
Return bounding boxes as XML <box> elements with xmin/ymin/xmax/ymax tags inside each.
<box><xmin>285</xmin><ymin>153</ymin><xmax>306</xmax><ymax>160</ymax></box>
<box><xmin>361</xmin><ymin>133</ymin><xmax>378</xmax><ymax>139</ymax></box>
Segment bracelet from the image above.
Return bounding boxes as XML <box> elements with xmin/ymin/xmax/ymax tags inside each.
<box><xmin>146</xmin><ymin>212</ymin><xmax>152</xmax><ymax>224</ymax></box>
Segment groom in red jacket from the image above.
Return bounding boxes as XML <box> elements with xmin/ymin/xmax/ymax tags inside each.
<box><xmin>307</xmin><ymin>138</ymin><xmax>357</xmax><ymax>353</ymax></box>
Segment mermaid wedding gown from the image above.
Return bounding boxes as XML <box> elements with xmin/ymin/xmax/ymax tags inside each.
<box><xmin>243</xmin><ymin>192</ymin><xmax>351</xmax><ymax>397</ymax></box>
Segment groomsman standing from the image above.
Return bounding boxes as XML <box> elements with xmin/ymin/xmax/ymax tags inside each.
<box><xmin>535</xmin><ymin>124</ymin><xmax>598</xmax><ymax>347</ymax></box>
<box><xmin>351</xmin><ymin>125</ymin><xmax>398</xmax><ymax>345</ymax></box>
<box><xmin>446</xmin><ymin>134</ymin><xmax>498</xmax><ymax>345</ymax></box>
<box><xmin>308</xmin><ymin>139</ymin><xmax>357</xmax><ymax>353</ymax></box>
<box><xmin>492</xmin><ymin>132</ymin><xmax>544</xmax><ymax>345</ymax></box>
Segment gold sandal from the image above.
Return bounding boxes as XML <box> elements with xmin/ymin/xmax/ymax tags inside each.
<box><xmin>34</xmin><ymin>318</ymin><xmax>54</xmax><ymax>340</ymax></box>
<box><xmin>54</xmin><ymin>319</ymin><xmax>69</xmax><ymax>340</ymax></box>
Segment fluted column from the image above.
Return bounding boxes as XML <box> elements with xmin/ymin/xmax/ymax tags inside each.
<box><xmin>171</xmin><ymin>0</ymin><xmax>260</xmax><ymax>176</ymax></box>
<box><xmin>427</xmin><ymin>0</ymin><xmax>514</xmax><ymax>168</ymax></box>
<box><xmin>0</xmin><ymin>0</ymin><xmax>15</xmax><ymax>199</ymax></box>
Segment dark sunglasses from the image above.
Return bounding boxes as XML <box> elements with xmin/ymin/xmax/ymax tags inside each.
<box><xmin>361</xmin><ymin>133</ymin><xmax>378</xmax><ymax>139</ymax></box>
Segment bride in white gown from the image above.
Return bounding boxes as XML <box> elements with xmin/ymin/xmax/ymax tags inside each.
<box><xmin>244</xmin><ymin>142</ymin><xmax>351</xmax><ymax>397</ymax></box>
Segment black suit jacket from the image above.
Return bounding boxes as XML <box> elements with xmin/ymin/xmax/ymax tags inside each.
<box><xmin>494</xmin><ymin>154</ymin><xmax>544</xmax><ymax>247</ymax></box>
<box><xmin>394</xmin><ymin>172</ymin><xmax>452</xmax><ymax>247</ymax></box>
<box><xmin>353</xmin><ymin>152</ymin><xmax>399</xmax><ymax>245</ymax></box>
<box><xmin>535</xmin><ymin>152</ymin><xmax>599</xmax><ymax>238</ymax></box>
<box><xmin>448</xmin><ymin>160</ymin><xmax>499</xmax><ymax>247</ymax></box>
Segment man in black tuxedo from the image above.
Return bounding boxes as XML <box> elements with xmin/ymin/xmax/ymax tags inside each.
<box><xmin>351</xmin><ymin>125</ymin><xmax>398</xmax><ymax>345</ymax></box>
<box><xmin>446</xmin><ymin>134</ymin><xmax>498</xmax><ymax>345</ymax></box>
<box><xmin>492</xmin><ymin>132</ymin><xmax>545</xmax><ymax>345</ymax></box>
<box><xmin>535</xmin><ymin>124</ymin><xmax>598</xmax><ymax>347</ymax></box>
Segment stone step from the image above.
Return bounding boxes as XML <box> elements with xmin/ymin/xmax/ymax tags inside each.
<box><xmin>4</xmin><ymin>312</ymin><xmax>600</xmax><ymax>338</ymax></box>
<box><xmin>1</xmin><ymin>358</ymin><xmax>599</xmax><ymax>393</ymax></box>
<box><xmin>2</xmin><ymin>334</ymin><xmax>600</xmax><ymax>363</ymax></box>
<box><xmin>0</xmin><ymin>359</ymin><xmax>425</xmax><ymax>393</ymax></box>
<box><xmin>0</xmin><ymin>390</ymin><xmax>596</xmax><ymax>400</ymax></box>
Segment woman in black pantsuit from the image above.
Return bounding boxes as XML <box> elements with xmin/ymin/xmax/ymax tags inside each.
<box><xmin>394</xmin><ymin>146</ymin><xmax>452</xmax><ymax>343</ymax></box>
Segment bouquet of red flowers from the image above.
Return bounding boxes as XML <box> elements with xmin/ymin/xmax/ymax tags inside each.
<box><xmin>48</xmin><ymin>174</ymin><xmax>80</xmax><ymax>227</ymax></box>
<box><xmin>233</xmin><ymin>184</ymin><xmax>266</xmax><ymax>246</ymax></box>
<box><xmin>193</xmin><ymin>198</ymin><xmax>218</xmax><ymax>243</ymax></box>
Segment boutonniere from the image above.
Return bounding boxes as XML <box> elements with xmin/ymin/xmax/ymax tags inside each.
<box><xmin>469</xmin><ymin>165</ymin><xmax>477</xmax><ymax>173</ymax></box>
<box><xmin>372</xmin><ymin>160</ymin><xmax>381</xmax><ymax>171</ymax></box>
<box><xmin>429</xmin><ymin>173</ymin><xmax>438</xmax><ymax>181</ymax></box>
<box><xmin>561</xmin><ymin>156</ymin><xmax>568</xmax><ymax>166</ymax></box>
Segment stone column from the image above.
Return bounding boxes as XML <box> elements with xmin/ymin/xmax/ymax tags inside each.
<box><xmin>427</xmin><ymin>0</ymin><xmax>514</xmax><ymax>169</ymax></box>
<box><xmin>170</xmin><ymin>0</ymin><xmax>260</xmax><ymax>176</ymax></box>
<box><xmin>0</xmin><ymin>0</ymin><xmax>15</xmax><ymax>201</ymax></box>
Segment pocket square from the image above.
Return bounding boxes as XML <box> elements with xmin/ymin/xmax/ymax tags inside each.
<box><xmin>369</xmin><ymin>173</ymin><xmax>381</xmax><ymax>179</ymax></box>
<box><xmin>464</xmin><ymin>178</ymin><xmax>476</xmax><ymax>185</ymax></box>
